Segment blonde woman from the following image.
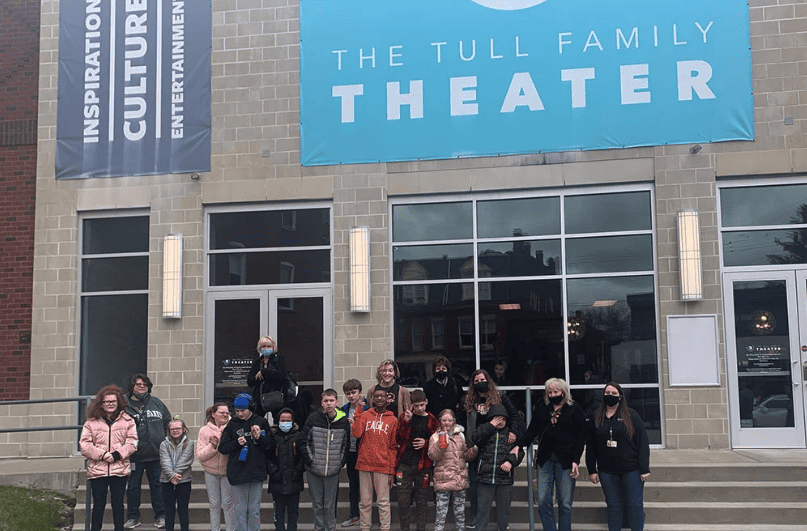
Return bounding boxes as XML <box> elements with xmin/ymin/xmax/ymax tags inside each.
<box><xmin>367</xmin><ymin>359</ymin><xmax>411</xmax><ymax>418</ymax></box>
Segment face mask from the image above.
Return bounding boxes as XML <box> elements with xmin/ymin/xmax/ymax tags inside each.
<box><xmin>279</xmin><ymin>421</ymin><xmax>292</xmax><ymax>433</ymax></box>
<box><xmin>474</xmin><ymin>381</ymin><xmax>489</xmax><ymax>393</ymax></box>
<box><xmin>435</xmin><ymin>371</ymin><xmax>448</xmax><ymax>381</ymax></box>
<box><xmin>260</xmin><ymin>348</ymin><xmax>274</xmax><ymax>357</ymax></box>
<box><xmin>603</xmin><ymin>395</ymin><xmax>621</xmax><ymax>407</ymax></box>
<box><xmin>133</xmin><ymin>391</ymin><xmax>148</xmax><ymax>401</ymax></box>
<box><xmin>549</xmin><ymin>394</ymin><xmax>564</xmax><ymax>405</ymax></box>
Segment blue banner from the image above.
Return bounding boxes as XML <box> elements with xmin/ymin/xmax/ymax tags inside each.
<box><xmin>56</xmin><ymin>0</ymin><xmax>211</xmax><ymax>179</ymax></box>
<box><xmin>300</xmin><ymin>0</ymin><xmax>753</xmax><ymax>166</ymax></box>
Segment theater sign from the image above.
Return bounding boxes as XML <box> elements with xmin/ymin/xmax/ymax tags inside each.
<box><xmin>300</xmin><ymin>0</ymin><xmax>752</xmax><ymax>166</ymax></box>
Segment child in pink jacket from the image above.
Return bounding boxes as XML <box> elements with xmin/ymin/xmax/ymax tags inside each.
<box><xmin>80</xmin><ymin>385</ymin><xmax>138</xmax><ymax>531</ymax></box>
<box><xmin>428</xmin><ymin>409</ymin><xmax>470</xmax><ymax>531</ymax></box>
<box><xmin>197</xmin><ymin>403</ymin><xmax>235</xmax><ymax>531</ymax></box>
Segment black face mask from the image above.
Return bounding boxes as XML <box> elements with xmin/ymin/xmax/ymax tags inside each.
<box><xmin>603</xmin><ymin>394</ymin><xmax>621</xmax><ymax>407</ymax></box>
<box><xmin>132</xmin><ymin>391</ymin><xmax>149</xmax><ymax>402</ymax></box>
<box><xmin>549</xmin><ymin>394</ymin><xmax>564</xmax><ymax>405</ymax></box>
<box><xmin>435</xmin><ymin>371</ymin><xmax>448</xmax><ymax>381</ymax></box>
<box><xmin>474</xmin><ymin>381</ymin><xmax>489</xmax><ymax>393</ymax></box>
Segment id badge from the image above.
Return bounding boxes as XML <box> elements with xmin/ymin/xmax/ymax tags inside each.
<box><xmin>607</xmin><ymin>440</ymin><xmax>618</xmax><ymax>448</ymax></box>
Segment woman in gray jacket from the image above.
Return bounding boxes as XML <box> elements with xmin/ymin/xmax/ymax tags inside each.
<box><xmin>160</xmin><ymin>418</ymin><xmax>195</xmax><ymax>531</ymax></box>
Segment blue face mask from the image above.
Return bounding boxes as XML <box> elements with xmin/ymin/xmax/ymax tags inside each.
<box><xmin>260</xmin><ymin>348</ymin><xmax>274</xmax><ymax>357</ymax></box>
<box><xmin>279</xmin><ymin>421</ymin><xmax>293</xmax><ymax>433</ymax></box>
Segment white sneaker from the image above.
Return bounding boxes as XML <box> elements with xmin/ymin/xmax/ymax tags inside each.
<box><xmin>123</xmin><ymin>519</ymin><xmax>141</xmax><ymax>529</ymax></box>
<box><xmin>155</xmin><ymin>516</ymin><xmax>165</xmax><ymax>529</ymax></box>
<box><xmin>341</xmin><ymin>517</ymin><xmax>360</xmax><ymax>527</ymax></box>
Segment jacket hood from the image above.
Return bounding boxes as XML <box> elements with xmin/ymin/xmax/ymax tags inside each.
<box><xmin>275</xmin><ymin>407</ymin><xmax>296</xmax><ymax>425</ymax></box>
<box><xmin>451</xmin><ymin>424</ymin><xmax>465</xmax><ymax>435</ymax></box>
<box><xmin>488</xmin><ymin>404</ymin><xmax>508</xmax><ymax>419</ymax></box>
<box><xmin>371</xmin><ymin>408</ymin><xmax>396</xmax><ymax>418</ymax></box>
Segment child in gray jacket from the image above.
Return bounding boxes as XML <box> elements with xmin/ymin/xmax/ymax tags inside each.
<box><xmin>160</xmin><ymin>418</ymin><xmax>195</xmax><ymax>531</ymax></box>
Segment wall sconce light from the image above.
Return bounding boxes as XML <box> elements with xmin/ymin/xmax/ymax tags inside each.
<box><xmin>689</xmin><ymin>144</ymin><xmax>702</xmax><ymax>154</ymax></box>
<box><xmin>349</xmin><ymin>227</ymin><xmax>371</xmax><ymax>312</ymax></box>
<box><xmin>162</xmin><ymin>234</ymin><xmax>183</xmax><ymax>318</ymax></box>
<box><xmin>677</xmin><ymin>211</ymin><xmax>702</xmax><ymax>301</ymax></box>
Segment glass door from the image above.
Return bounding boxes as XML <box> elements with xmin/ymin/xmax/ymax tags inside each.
<box><xmin>798</xmin><ymin>271</ymin><xmax>807</xmax><ymax>434</ymax></box>
<box><xmin>724</xmin><ymin>272</ymin><xmax>806</xmax><ymax>448</ymax></box>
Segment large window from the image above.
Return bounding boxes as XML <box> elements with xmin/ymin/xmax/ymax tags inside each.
<box><xmin>720</xmin><ymin>182</ymin><xmax>807</xmax><ymax>267</ymax></box>
<box><xmin>392</xmin><ymin>189</ymin><xmax>661</xmax><ymax>443</ymax></box>
<box><xmin>79</xmin><ymin>215</ymin><xmax>149</xmax><ymax>394</ymax></box>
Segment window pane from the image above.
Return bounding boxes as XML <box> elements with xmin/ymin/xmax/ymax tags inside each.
<box><xmin>575</xmin><ymin>387</ymin><xmax>661</xmax><ymax>444</ymax></box>
<box><xmin>393</xmin><ymin>244</ymin><xmax>473</xmax><ymax>281</ymax></box>
<box><xmin>209</xmin><ymin>250</ymin><xmax>330</xmax><ymax>285</ymax></box>
<box><xmin>722</xmin><ymin>229</ymin><xmax>807</xmax><ymax>266</ymax></box>
<box><xmin>394</xmin><ymin>283</ymin><xmax>475</xmax><ymax>388</ymax></box>
<box><xmin>477</xmin><ymin>280</ymin><xmax>565</xmax><ymax>391</ymax></box>
<box><xmin>276</xmin><ymin>297</ymin><xmax>324</xmax><ymax>383</ymax></box>
<box><xmin>392</xmin><ymin>202</ymin><xmax>472</xmax><ymax>242</ymax></box>
<box><xmin>209</xmin><ymin>208</ymin><xmax>330</xmax><ymax>250</ymax></box>
<box><xmin>83</xmin><ymin>216</ymin><xmax>149</xmax><ymax>254</ymax></box>
<box><xmin>566</xmin><ymin>235</ymin><xmax>653</xmax><ymax>274</ymax></box>
<box><xmin>721</xmin><ymin>185</ymin><xmax>807</xmax><ymax>227</ymax></box>
<box><xmin>565</xmin><ymin>191</ymin><xmax>652</xmax><ymax>234</ymax></box>
<box><xmin>567</xmin><ymin>276</ymin><xmax>658</xmax><ymax>385</ymax></box>
<box><xmin>214</xmin><ymin>298</ymin><xmax>261</xmax><ymax>404</ymax></box>
<box><xmin>478</xmin><ymin>240</ymin><xmax>561</xmax><ymax>277</ymax></box>
<box><xmin>82</xmin><ymin>257</ymin><xmax>149</xmax><ymax>292</ymax></box>
<box><xmin>80</xmin><ymin>294</ymin><xmax>148</xmax><ymax>395</ymax></box>
<box><xmin>477</xmin><ymin>197</ymin><xmax>560</xmax><ymax>238</ymax></box>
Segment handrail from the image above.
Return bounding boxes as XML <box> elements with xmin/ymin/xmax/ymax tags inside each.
<box><xmin>0</xmin><ymin>395</ymin><xmax>94</xmax><ymax>531</ymax></box>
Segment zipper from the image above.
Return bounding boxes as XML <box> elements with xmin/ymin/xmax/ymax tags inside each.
<box><xmin>325</xmin><ymin>416</ymin><xmax>332</xmax><ymax>472</ymax></box>
<box><xmin>107</xmin><ymin>419</ymin><xmax>113</xmax><ymax>475</ymax></box>
<box><xmin>492</xmin><ymin>431</ymin><xmax>500</xmax><ymax>482</ymax></box>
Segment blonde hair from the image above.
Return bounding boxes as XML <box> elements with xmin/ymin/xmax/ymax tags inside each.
<box><xmin>257</xmin><ymin>335</ymin><xmax>278</xmax><ymax>353</ymax></box>
<box><xmin>543</xmin><ymin>378</ymin><xmax>574</xmax><ymax>406</ymax></box>
<box><xmin>375</xmin><ymin>359</ymin><xmax>400</xmax><ymax>383</ymax></box>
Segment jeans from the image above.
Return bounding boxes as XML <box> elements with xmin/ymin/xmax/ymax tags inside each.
<box><xmin>127</xmin><ymin>460</ymin><xmax>166</xmax><ymax>521</ymax></box>
<box><xmin>90</xmin><ymin>475</ymin><xmax>127</xmax><ymax>531</ymax></box>
<box><xmin>231</xmin><ymin>481</ymin><xmax>263</xmax><ymax>531</ymax></box>
<box><xmin>162</xmin><ymin>482</ymin><xmax>191</xmax><ymax>531</ymax></box>
<box><xmin>474</xmin><ymin>483</ymin><xmax>512</xmax><ymax>531</ymax></box>
<box><xmin>599</xmin><ymin>470</ymin><xmax>644</xmax><ymax>531</ymax></box>
<box><xmin>204</xmin><ymin>472</ymin><xmax>235</xmax><ymax>531</ymax></box>
<box><xmin>308</xmin><ymin>473</ymin><xmax>340</xmax><ymax>531</ymax></box>
<box><xmin>536</xmin><ymin>455</ymin><xmax>576</xmax><ymax>531</ymax></box>
<box><xmin>273</xmin><ymin>491</ymin><xmax>301</xmax><ymax>531</ymax></box>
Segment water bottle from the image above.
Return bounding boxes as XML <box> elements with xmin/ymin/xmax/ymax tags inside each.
<box><xmin>421</xmin><ymin>472</ymin><xmax>430</xmax><ymax>488</ymax></box>
<box><xmin>438</xmin><ymin>432</ymin><xmax>448</xmax><ymax>449</ymax></box>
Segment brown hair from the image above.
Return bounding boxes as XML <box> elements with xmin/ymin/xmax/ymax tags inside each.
<box><xmin>205</xmin><ymin>402</ymin><xmax>229</xmax><ymax>424</ymax></box>
<box><xmin>87</xmin><ymin>384</ymin><xmax>127</xmax><ymax>420</ymax></box>
<box><xmin>375</xmin><ymin>359</ymin><xmax>400</xmax><ymax>383</ymax></box>
<box><xmin>128</xmin><ymin>374</ymin><xmax>152</xmax><ymax>394</ymax></box>
<box><xmin>594</xmin><ymin>381</ymin><xmax>634</xmax><ymax>439</ymax></box>
<box><xmin>463</xmin><ymin>369</ymin><xmax>502</xmax><ymax>412</ymax></box>
<box><xmin>410</xmin><ymin>389</ymin><xmax>427</xmax><ymax>403</ymax></box>
<box><xmin>432</xmin><ymin>356</ymin><xmax>451</xmax><ymax>373</ymax></box>
<box><xmin>342</xmin><ymin>379</ymin><xmax>362</xmax><ymax>393</ymax></box>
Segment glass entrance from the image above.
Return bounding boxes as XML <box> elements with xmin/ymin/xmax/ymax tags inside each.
<box><xmin>724</xmin><ymin>272</ymin><xmax>807</xmax><ymax>448</ymax></box>
<box><xmin>206</xmin><ymin>289</ymin><xmax>331</xmax><ymax>408</ymax></box>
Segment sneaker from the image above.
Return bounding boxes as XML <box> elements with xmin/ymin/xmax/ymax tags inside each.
<box><xmin>341</xmin><ymin>516</ymin><xmax>361</xmax><ymax>527</ymax></box>
<box><xmin>155</xmin><ymin>517</ymin><xmax>165</xmax><ymax>529</ymax></box>
<box><xmin>123</xmin><ymin>520</ymin><xmax>141</xmax><ymax>530</ymax></box>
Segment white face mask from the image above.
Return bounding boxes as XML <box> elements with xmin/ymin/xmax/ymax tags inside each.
<box><xmin>279</xmin><ymin>421</ymin><xmax>293</xmax><ymax>433</ymax></box>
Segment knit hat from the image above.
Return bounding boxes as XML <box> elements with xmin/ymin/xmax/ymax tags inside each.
<box><xmin>234</xmin><ymin>393</ymin><xmax>252</xmax><ymax>410</ymax></box>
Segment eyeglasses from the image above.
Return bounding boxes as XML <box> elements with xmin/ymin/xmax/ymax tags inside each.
<box><xmin>169</xmin><ymin>428</ymin><xmax>185</xmax><ymax>433</ymax></box>
<box><xmin>133</xmin><ymin>382</ymin><xmax>148</xmax><ymax>388</ymax></box>
<box><xmin>102</xmin><ymin>401</ymin><xmax>117</xmax><ymax>405</ymax></box>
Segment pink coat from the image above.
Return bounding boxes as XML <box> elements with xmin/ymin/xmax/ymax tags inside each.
<box><xmin>80</xmin><ymin>411</ymin><xmax>138</xmax><ymax>479</ymax></box>
<box><xmin>427</xmin><ymin>425</ymin><xmax>469</xmax><ymax>492</ymax></box>
<box><xmin>196</xmin><ymin>421</ymin><xmax>228</xmax><ymax>476</ymax></box>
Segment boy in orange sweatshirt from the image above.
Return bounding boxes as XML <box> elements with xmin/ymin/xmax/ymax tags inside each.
<box><xmin>352</xmin><ymin>387</ymin><xmax>399</xmax><ymax>531</ymax></box>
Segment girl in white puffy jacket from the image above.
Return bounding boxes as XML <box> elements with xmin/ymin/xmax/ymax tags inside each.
<box><xmin>427</xmin><ymin>409</ymin><xmax>470</xmax><ymax>531</ymax></box>
<box><xmin>160</xmin><ymin>418</ymin><xmax>195</xmax><ymax>531</ymax></box>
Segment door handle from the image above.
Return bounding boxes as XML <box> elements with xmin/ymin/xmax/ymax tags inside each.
<box><xmin>793</xmin><ymin>360</ymin><xmax>800</xmax><ymax>386</ymax></box>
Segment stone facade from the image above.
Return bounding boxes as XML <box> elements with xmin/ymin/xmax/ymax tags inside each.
<box><xmin>2</xmin><ymin>0</ymin><xmax>805</xmax><ymax>457</ymax></box>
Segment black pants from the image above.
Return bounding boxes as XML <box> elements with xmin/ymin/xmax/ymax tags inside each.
<box><xmin>346</xmin><ymin>451</ymin><xmax>360</xmax><ymax>518</ymax></box>
<box><xmin>273</xmin><ymin>491</ymin><xmax>301</xmax><ymax>531</ymax></box>
<box><xmin>162</xmin><ymin>482</ymin><xmax>191</xmax><ymax>531</ymax></box>
<box><xmin>90</xmin><ymin>475</ymin><xmax>127</xmax><ymax>531</ymax></box>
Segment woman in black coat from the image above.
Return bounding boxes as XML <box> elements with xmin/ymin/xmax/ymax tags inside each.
<box><xmin>247</xmin><ymin>335</ymin><xmax>289</xmax><ymax>420</ymax></box>
<box><xmin>514</xmin><ymin>378</ymin><xmax>585</xmax><ymax>531</ymax></box>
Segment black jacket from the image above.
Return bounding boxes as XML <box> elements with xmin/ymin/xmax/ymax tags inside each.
<box><xmin>585</xmin><ymin>408</ymin><xmax>650</xmax><ymax>476</ymax></box>
<box><xmin>470</xmin><ymin>422</ymin><xmax>524</xmax><ymax>486</ymax></box>
<box><xmin>247</xmin><ymin>352</ymin><xmax>289</xmax><ymax>417</ymax></box>
<box><xmin>424</xmin><ymin>375</ymin><xmax>464</xmax><ymax>419</ymax></box>
<box><xmin>219</xmin><ymin>413</ymin><xmax>274</xmax><ymax>485</ymax></box>
<box><xmin>124</xmin><ymin>393</ymin><xmax>171</xmax><ymax>463</ymax></box>
<box><xmin>515</xmin><ymin>400</ymin><xmax>585</xmax><ymax>470</ymax></box>
<box><xmin>266</xmin><ymin>423</ymin><xmax>305</xmax><ymax>495</ymax></box>
<box><xmin>460</xmin><ymin>394</ymin><xmax>522</xmax><ymax>443</ymax></box>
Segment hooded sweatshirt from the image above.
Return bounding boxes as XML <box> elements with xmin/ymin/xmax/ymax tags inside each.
<box><xmin>352</xmin><ymin>408</ymin><xmax>398</xmax><ymax>475</ymax></box>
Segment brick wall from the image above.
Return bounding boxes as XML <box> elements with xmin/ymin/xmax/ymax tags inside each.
<box><xmin>0</xmin><ymin>0</ymin><xmax>39</xmax><ymax>400</ymax></box>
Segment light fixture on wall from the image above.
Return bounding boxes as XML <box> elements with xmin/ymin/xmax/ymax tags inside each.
<box><xmin>689</xmin><ymin>144</ymin><xmax>702</xmax><ymax>154</ymax></box>
<box><xmin>349</xmin><ymin>226</ymin><xmax>371</xmax><ymax>312</ymax></box>
<box><xmin>677</xmin><ymin>211</ymin><xmax>702</xmax><ymax>301</ymax></box>
<box><xmin>162</xmin><ymin>234</ymin><xmax>183</xmax><ymax>318</ymax></box>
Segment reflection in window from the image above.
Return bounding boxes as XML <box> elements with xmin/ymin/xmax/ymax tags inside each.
<box><xmin>459</xmin><ymin>318</ymin><xmax>475</xmax><ymax>349</ymax></box>
<box><xmin>210</xmin><ymin>208</ymin><xmax>329</xmax><ymax>249</ymax></box>
<box><xmin>392</xmin><ymin>202</ymin><xmax>473</xmax><ymax>242</ymax></box>
<box><xmin>721</xmin><ymin>184</ymin><xmax>807</xmax><ymax>227</ymax></box>
<box><xmin>723</xmin><ymin>229</ymin><xmax>807</xmax><ymax>267</ymax></box>
<box><xmin>431</xmin><ymin>318</ymin><xmax>445</xmax><ymax>350</ymax></box>
<box><xmin>565</xmin><ymin>191</ymin><xmax>652</xmax><ymax>234</ymax></box>
<box><xmin>478</xmin><ymin>240</ymin><xmax>561</xmax><ymax>277</ymax></box>
<box><xmin>566</xmin><ymin>276</ymin><xmax>657</xmax><ymax>385</ymax></box>
<box><xmin>210</xmin><ymin>250</ymin><xmax>330</xmax><ymax>285</ymax></box>
<box><xmin>393</xmin><ymin>244</ymin><xmax>473</xmax><ymax>281</ymax></box>
<box><xmin>565</xmin><ymin>235</ymin><xmax>653</xmax><ymax>274</ymax></box>
<box><xmin>477</xmin><ymin>197</ymin><xmax>561</xmax><ymax>238</ymax></box>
